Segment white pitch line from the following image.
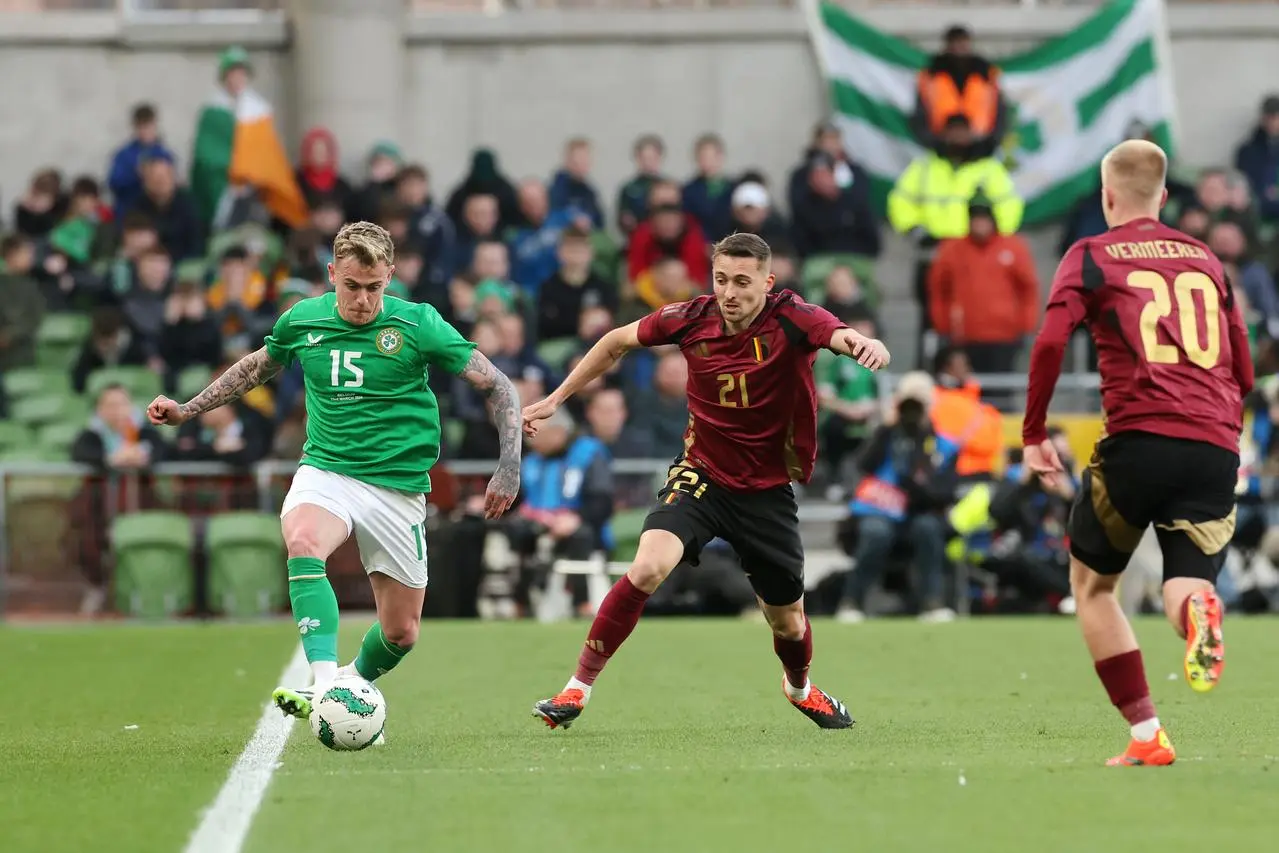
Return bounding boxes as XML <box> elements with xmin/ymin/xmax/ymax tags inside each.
<box><xmin>184</xmin><ymin>645</ymin><xmax>309</xmax><ymax>853</ymax></box>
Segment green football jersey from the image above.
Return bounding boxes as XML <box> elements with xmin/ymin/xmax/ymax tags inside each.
<box><xmin>264</xmin><ymin>292</ymin><xmax>475</xmax><ymax>493</ymax></box>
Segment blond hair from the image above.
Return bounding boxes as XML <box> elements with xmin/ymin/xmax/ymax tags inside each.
<box><xmin>333</xmin><ymin>221</ymin><xmax>394</xmax><ymax>268</ymax></box>
<box><xmin>1101</xmin><ymin>139</ymin><xmax>1167</xmax><ymax>205</ymax></box>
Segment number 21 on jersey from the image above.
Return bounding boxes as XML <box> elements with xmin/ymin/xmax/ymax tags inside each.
<box><xmin>1126</xmin><ymin>270</ymin><xmax>1221</xmax><ymax>369</ymax></box>
<box><xmin>330</xmin><ymin>349</ymin><xmax>365</xmax><ymax>388</ymax></box>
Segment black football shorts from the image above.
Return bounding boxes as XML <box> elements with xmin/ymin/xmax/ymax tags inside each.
<box><xmin>1068</xmin><ymin>430</ymin><xmax>1239</xmax><ymax>583</ymax></box>
<box><xmin>642</xmin><ymin>461</ymin><xmax>805</xmax><ymax>606</ymax></box>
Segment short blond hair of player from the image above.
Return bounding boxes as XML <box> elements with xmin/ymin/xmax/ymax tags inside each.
<box><xmin>1100</xmin><ymin>139</ymin><xmax>1169</xmax><ymax>225</ymax></box>
<box><xmin>333</xmin><ymin>220</ymin><xmax>394</xmax><ymax>268</ymax></box>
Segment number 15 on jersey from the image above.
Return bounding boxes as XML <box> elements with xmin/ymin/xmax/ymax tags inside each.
<box><xmin>330</xmin><ymin>350</ymin><xmax>365</xmax><ymax>388</ymax></box>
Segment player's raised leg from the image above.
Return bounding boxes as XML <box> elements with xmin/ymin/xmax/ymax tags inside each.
<box><xmin>759</xmin><ymin>597</ymin><xmax>853</xmax><ymax>729</ymax></box>
<box><xmin>1071</xmin><ymin>558</ymin><xmax>1174</xmax><ymax>766</ymax></box>
<box><xmin>273</xmin><ymin>497</ymin><xmax>352</xmax><ymax>720</ymax></box>
<box><xmin>1156</xmin><ymin>526</ymin><xmax>1228</xmax><ymax>693</ymax></box>
<box><xmin>532</xmin><ymin>528</ymin><xmax>684</xmax><ymax>729</ymax></box>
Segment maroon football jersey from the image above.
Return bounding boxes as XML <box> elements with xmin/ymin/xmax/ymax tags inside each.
<box><xmin>637</xmin><ymin>291</ymin><xmax>847</xmax><ymax>491</ymax></box>
<box><xmin>1024</xmin><ymin>217</ymin><xmax>1254</xmax><ymax>454</ymax></box>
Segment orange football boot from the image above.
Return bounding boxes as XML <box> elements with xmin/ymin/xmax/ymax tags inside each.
<box><xmin>1183</xmin><ymin>588</ymin><xmax>1225</xmax><ymax>693</ymax></box>
<box><xmin>532</xmin><ymin>688</ymin><xmax>586</xmax><ymax>729</ymax></box>
<box><xmin>1106</xmin><ymin>728</ymin><xmax>1177</xmax><ymax>767</ymax></box>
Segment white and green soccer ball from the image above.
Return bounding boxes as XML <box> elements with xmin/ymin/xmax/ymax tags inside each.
<box><xmin>310</xmin><ymin>677</ymin><xmax>386</xmax><ymax>751</ymax></box>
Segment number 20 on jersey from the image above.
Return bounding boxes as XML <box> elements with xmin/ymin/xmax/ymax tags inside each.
<box><xmin>1127</xmin><ymin>271</ymin><xmax>1221</xmax><ymax>369</ymax></box>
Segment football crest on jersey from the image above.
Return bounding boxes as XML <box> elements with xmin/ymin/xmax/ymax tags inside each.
<box><xmin>375</xmin><ymin>328</ymin><xmax>403</xmax><ymax>355</ymax></box>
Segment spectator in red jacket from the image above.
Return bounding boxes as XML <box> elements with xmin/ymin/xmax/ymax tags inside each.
<box><xmin>927</xmin><ymin>196</ymin><xmax>1038</xmax><ymax>378</ymax></box>
<box><xmin>627</xmin><ymin>180</ymin><xmax>708</xmax><ymax>287</ymax></box>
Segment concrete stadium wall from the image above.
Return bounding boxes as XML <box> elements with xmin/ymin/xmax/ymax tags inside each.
<box><xmin>0</xmin><ymin>4</ymin><xmax>1275</xmax><ymax>211</ymax></box>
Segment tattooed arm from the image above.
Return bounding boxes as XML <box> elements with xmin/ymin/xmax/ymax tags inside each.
<box><xmin>458</xmin><ymin>348</ymin><xmax>522</xmax><ymax>518</ymax></box>
<box><xmin>146</xmin><ymin>347</ymin><xmax>283</xmax><ymax>427</ymax></box>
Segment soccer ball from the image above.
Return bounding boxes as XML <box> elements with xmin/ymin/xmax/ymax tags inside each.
<box><xmin>309</xmin><ymin>677</ymin><xmax>387</xmax><ymax>751</ymax></box>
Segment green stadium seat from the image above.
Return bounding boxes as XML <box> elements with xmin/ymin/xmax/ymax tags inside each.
<box><xmin>10</xmin><ymin>394</ymin><xmax>89</xmax><ymax>430</ymax></box>
<box><xmin>0</xmin><ymin>421</ymin><xmax>35</xmax><ymax>454</ymax></box>
<box><xmin>111</xmin><ymin>511</ymin><xmax>195</xmax><ymax>619</ymax></box>
<box><xmin>443</xmin><ymin>419</ymin><xmax>464</xmax><ymax>453</ymax></box>
<box><xmin>6</xmin><ymin>475</ymin><xmax>81</xmax><ymax>503</ymax></box>
<box><xmin>800</xmin><ymin>254</ymin><xmax>879</xmax><ymax>307</ymax></box>
<box><xmin>36</xmin><ymin>342</ymin><xmax>82</xmax><ymax>372</ymax></box>
<box><xmin>37</xmin><ymin>422</ymin><xmax>82</xmax><ymax>458</ymax></box>
<box><xmin>206</xmin><ymin>512</ymin><xmax>286</xmax><ymax>618</ymax></box>
<box><xmin>36</xmin><ymin>314</ymin><xmax>91</xmax><ymax>348</ymax></box>
<box><xmin>535</xmin><ymin>338</ymin><xmax>580</xmax><ymax>373</ymax></box>
<box><xmin>590</xmin><ymin>230</ymin><xmax>621</xmax><ymax>286</ymax></box>
<box><xmin>0</xmin><ymin>446</ymin><xmax>71</xmax><ymax>464</ymax></box>
<box><xmin>609</xmin><ymin>507</ymin><xmax>650</xmax><ymax>562</ymax></box>
<box><xmin>5</xmin><ymin>476</ymin><xmax>79</xmax><ymax>581</ymax></box>
<box><xmin>177</xmin><ymin>365</ymin><xmax>213</xmax><ymax>403</ymax></box>
<box><xmin>85</xmin><ymin>367</ymin><xmax>164</xmax><ymax>404</ymax></box>
<box><xmin>5</xmin><ymin>367</ymin><xmax>71</xmax><ymax>401</ymax></box>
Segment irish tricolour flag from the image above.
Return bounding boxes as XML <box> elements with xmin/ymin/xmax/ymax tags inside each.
<box><xmin>809</xmin><ymin>0</ymin><xmax>1178</xmax><ymax>225</ymax></box>
<box><xmin>191</xmin><ymin>87</ymin><xmax>309</xmax><ymax>231</ymax></box>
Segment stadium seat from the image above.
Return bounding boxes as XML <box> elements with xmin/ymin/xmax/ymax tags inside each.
<box><xmin>205</xmin><ymin>512</ymin><xmax>286</xmax><ymax>618</ymax></box>
<box><xmin>800</xmin><ymin>254</ymin><xmax>878</xmax><ymax>306</ymax></box>
<box><xmin>10</xmin><ymin>394</ymin><xmax>90</xmax><ymax>431</ymax></box>
<box><xmin>590</xmin><ymin>230</ymin><xmax>621</xmax><ymax>285</ymax></box>
<box><xmin>35</xmin><ymin>315</ymin><xmax>90</xmax><ymax>371</ymax></box>
<box><xmin>5</xmin><ymin>367</ymin><xmax>71</xmax><ymax>401</ymax></box>
<box><xmin>85</xmin><ymin>367</ymin><xmax>164</xmax><ymax>404</ymax></box>
<box><xmin>535</xmin><ymin>338</ymin><xmax>579</xmax><ymax>373</ymax></box>
<box><xmin>36</xmin><ymin>313</ymin><xmax>91</xmax><ymax>348</ymax></box>
<box><xmin>443</xmin><ymin>419</ymin><xmax>464</xmax><ymax>454</ymax></box>
<box><xmin>111</xmin><ymin>511</ymin><xmax>195</xmax><ymax>619</ymax></box>
<box><xmin>177</xmin><ymin>365</ymin><xmax>213</xmax><ymax>403</ymax></box>
<box><xmin>0</xmin><ymin>421</ymin><xmax>35</xmax><ymax>455</ymax></box>
<box><xmin>609</xmin><ymin>507</ymin><xmax>649</xmax><ymax>563</ymax></box>
<box><xmin>0</xmin><ymin>446</ymin><xmax>71</xmax><ymax>464</ymax></box>
<box><xmin>36</xmin><ymin>422</ymin><xmax>82</xmax><ymax>459</ymax></box>
<box><xmin>4</xmin><ymin>475</ymin><xmax>80</xmax><ymax>585</ymax></box>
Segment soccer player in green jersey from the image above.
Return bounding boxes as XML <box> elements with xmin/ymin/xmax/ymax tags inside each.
<box><xmin>148</xmin><ymin>222</ymin><xmax>521</xmax><ymax>727</ymax></box>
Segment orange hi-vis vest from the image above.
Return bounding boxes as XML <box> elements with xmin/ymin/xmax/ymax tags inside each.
<box><xmin>918</xmin><ymin>68</ymin><xmax>1000</xmax><ymax>137</ymax></box>
<box><xmin>931</xmin><ymin>381</ymin><xmax>1001</xmax><ymax>478</ymax></box>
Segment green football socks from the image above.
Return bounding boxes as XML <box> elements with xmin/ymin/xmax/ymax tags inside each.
<box><xmin>354</xmin><ymin>622</ymin><xmax>413</xmax><ymax>681</ymax></box>
<box><xmin>287</xmin><ymin>556</ymin><xmax>340</xmax><ymax>666</ymax></box>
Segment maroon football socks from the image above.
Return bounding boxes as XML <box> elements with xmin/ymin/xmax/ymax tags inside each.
<box><xmin>1095</xmin><ymin>649</ymin><xmax>1158</xmax><ymax>727</ymax></box>
<box><xmin>774</xmin><ymin>617</ymin><xmax>813</xmax><ymax>689</ymax></box>
<box><xmin>573</xmin><ymin>575</ymin><xmax>651</xmax><ymax>686</ymax></box>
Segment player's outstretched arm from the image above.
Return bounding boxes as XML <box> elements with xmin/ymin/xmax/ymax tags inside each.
<box><xmin>522</xmin><ymin>321</ymin><xmax>643</xmax><ymax>435</ymax></box>
<box><xmin>827</xmin><ymin>328</ymin><xmax>890</xmax><ymax>371</ymax></box>
<box><xmin>458</xmin><ymin>348</ymin><xmax>522</xmax><ymax>519</ymax></box>
<box><xmin>146</xmin><ymin>346</ymin><xmax>283</xmax><ymax>427</ymax></box>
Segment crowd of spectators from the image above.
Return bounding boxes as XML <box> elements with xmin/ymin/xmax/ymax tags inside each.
<box><xmin>4</xmin><ymin>26</ymin><xmax>1279</xmax><ymax>619</ymax></box>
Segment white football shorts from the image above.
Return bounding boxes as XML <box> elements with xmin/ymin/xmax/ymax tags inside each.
<box><xmin>281</xmin><ymin>464</ymin><xmax>428</xmax><ymax>589</ymax></box>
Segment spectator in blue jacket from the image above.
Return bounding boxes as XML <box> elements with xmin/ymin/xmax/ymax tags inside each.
<box><xmin>548</xmin><ymin>138</ymin><xmax>604</xmax><ymax>230</ymax></box>
<box><xmin>682</xmin><ymin>133</ymin><xmax>734</xmax><ymax>243</ymax></box>
<box><xmin>508</xmin><ymin>179</ymin><xmax>577</xmax><ymax>295</ymax></box>
<box><xmin>395</xmin><ymin>164</ymin><xmax>456</xmax><ymax>303</ymax></box>
<box><xmin>1234</xmin><ymin>95</ymin><xmax>1279</xmax><ymax>226</ymax></box>
<box><xmin>108</xmin><ymin>104</ymin><xmax>175</xmax><ymax>220</ymax></box>
<box><xmin>837</xmin><ymin>371</ymin><xmax>959</xmax><ymax>623</ymax></box>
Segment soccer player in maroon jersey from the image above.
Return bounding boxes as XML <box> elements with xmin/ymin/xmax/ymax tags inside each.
<box><xmin>521</xmin><ymin>232</ymin><xmax>889</xmax><ymax>729</ymax></box>
<box><xmin>1023</xmin><ymin>140</ymin><xmax>1254</xmax><ymax>767</ymax></box>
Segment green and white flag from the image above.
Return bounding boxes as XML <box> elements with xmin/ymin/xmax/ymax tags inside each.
<box><xmin>808</xmin><ymin>0</ymin><xmax>1178</xmax><ymax>225</ymax></box>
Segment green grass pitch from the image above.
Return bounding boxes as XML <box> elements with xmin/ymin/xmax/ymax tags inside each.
<box><xmin>2</xmin><ymin>617</ymin><xmax>1276</xmax><ymax>853</ymax></box>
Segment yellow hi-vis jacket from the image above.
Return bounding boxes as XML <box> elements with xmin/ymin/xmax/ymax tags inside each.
<box><xmin>888</xmin><ymin>154</ymin><xmax>1024</xmax><ymax>239</ymax></box>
